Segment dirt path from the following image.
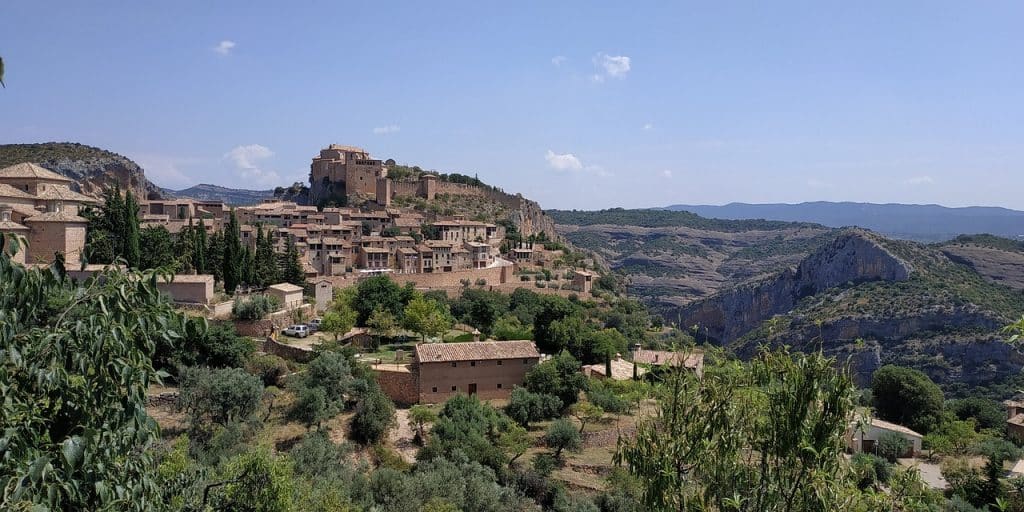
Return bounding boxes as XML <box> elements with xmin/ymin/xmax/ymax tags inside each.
<box><xmin>390</xmin><ymin>408</ymin><xmax>418</xmax><ymax>464</ymax></box>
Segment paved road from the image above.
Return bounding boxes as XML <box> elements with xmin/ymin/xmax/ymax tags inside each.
<box><xmin>900</xmin><ymin>458</ymin><xmax>947</xmax><ymax>490</ymax></box>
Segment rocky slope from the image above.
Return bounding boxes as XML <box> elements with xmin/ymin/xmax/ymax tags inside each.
<box><xmin>679</xmin><ymin>230</ymin><xmax>913</xmax><ymax>343</ymax></box>
<box><xmin>164</xmin><ymin>183</ymin><xmax>275</xmax><ymax>205</ymax></box>
<box><xmin>0</xmin><ymin>142</ymin><xmax>162</xmax><ymax>199</ymax></box>
<box><xmin>939</xmin><ymin>235</ymin><xmax>1024</xmax><ymax>291</ymax></box>
<box><xmin>550</xmin><ymin>209</ymin><xmax>837</xmax><ymax>308</ymax></box>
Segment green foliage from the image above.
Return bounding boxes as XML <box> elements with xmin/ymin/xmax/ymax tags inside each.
<box><xmin>232</xmin><ymin>294</ymin><xmax>281</xmax><ymax>321</ymax></box>
<box><xmin>451</xmin><ymin>288</ymin><xmax>509</xmax><ymax>336</ymax></box>
<box><xmin>177</xmin><ymin>366</ymin><xmax>264</xmax><ymax>428</ymax></box>
<box><xmin>350</xmin><ymin>387</ymin><xmax>396</xmax><ymax>445</ymax></box>
<box><xmin>570</xmin><ymin>402</ymin><xmax>605</xmax><ymax>433</ymax></box>
<box><xmin>419</xmin><ymin>395</ymin><xmax>512</xmax><ymax>472</ymax></box>
<box><xmin>544</xmin><ymin>418</ymin><xmax>582</xmax><ymax>459</ymax></box>
<box><xmin>586</xmin><ymin>379</ymin><xmax>631</xmax><ymax>414</ymax></box>
<box><xmin>408</xmin><ymin>404</ymin><xmax>439</xmax><ymax>444</ymax></box>
<box><xmin>532</xmin><ymin>295</ymin><xmax>581</xmax><ymax>355</ymax></box>
<box><xmin>139</xmin><ymin>225</ymin><xmax>176</xmax><ymax>270</ymax></box>
<box><xmin>246</xmin><ymin>353</ymin><xmax>290</xmax><ymax>387</ymax></box>
<box><xmin>209</xmin><ymin>448</ymin><xmax>295</xmax><ymax>512</ymax></box>
<box><xmin>0</xmin><ymin>253</ymin><xmax>186</xmax><ymax>510</ymax></box>
<box><xmin>280</xmin><ymin>235</ymin><xmax>305</xmax><ymax>286</ymax></box>
<box><xmin>871</xmin><ymin>364</ymin><xmax>945</xmax><ymax>434</ymax></box>
<box><xmin>850</xmin><ymin>453</ymin><xmax>892</xmax><ymax>490</ymax></box>
<box><xmin>505</xmin><ymin>387</ymin><xmax>563</xmax><ymax>426</ymax></box>
<box><xmin>524</xmin><ymin>351</ymin><xmax>587</xmax><ymax>407</ymax></box>
<box><xmin>403</xmin><ymin>295</ymin><xmax>453</xmax><ymax>342</ymax></box>
<box><xmin>253</xmin><ymin>225</ymin><xmax>280</xmax><ymax>287</ymax></box>
<box><xmin>615</xmin><ymin>348</ymin><xmax>859</xmax><ymax>511</ymax></box>
<box><xmin>181</xmin><ymin>321</ymin><xmax>256</xmax><ymax>369</ymax></box>
<box><xmin>492</xmin><ymin>314</ymin><xmax>532</xmax><ymax>340</ymax></box>
<box><xmin>223</xmin><ymin>209</ymin><xmax>243</xmax><ymax>293</ymax></box>
<box><xmin>321</xmin><ymin>307</ymin><xmax>357</xmax><ymax>341</ymax></box>
<box><xmin>288</xmin><ymin>351</ymin><xmax>357</xmax><ymax>428</ymax></box>
<box><xmin>352</xmin><ymin>275</ymin><xmax>408</xmax><ymax>325</ymax></box>
<box><xmin>876</xmin><ymin>431</ymin><xmax>911</xmax><ymax>463</ymax></box>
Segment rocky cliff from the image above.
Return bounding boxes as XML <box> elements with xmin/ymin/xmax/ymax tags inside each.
<box><xmin>678</xmin><ymin>230</ymin><xmax>913</xmax><ymax>342</ymax></box>
<box><xmin>0</xmin><ymin>142</ymin><xmax>162</xmax><ymax>199</ymax></box>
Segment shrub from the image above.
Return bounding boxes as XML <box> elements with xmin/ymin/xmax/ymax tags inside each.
<box><xmin>177</xmin><ymin>366</ymin><xmax>264</xmax><ymax>427</ymax></box>
<box><xmin>475</xmin><ymin>278</ymin><xmax>487</xmax><ymax>286</ymax></box>
<box><xmin>247</xmin><ymin>354</ymin><xmax>289</xmax><ymax>387</ymax></box>
<box><xmin>350</xmin><ymin>388</ymin><xmax>396</xmax><ymax>445</ymax></box>
<box><xmin>505</xmin><ymin>387</ymin><xmax>562</xmax><ymax>426</ymax></box>
<box><xmin>876</xmin><ymin>431</ymin><xmax>911</xmax><ymax>462</ymax></box>
<box><xmin>586</xmin><ymin>380</ymin><xmax>630</xmax><ymax>414</ymax></box>
<box><xmin>232</xmin><ymin>294</ymin><xmax>281</xmax><ymax>320</ymax></box>
<box><xmin>544</xmin><ymin>418</ymin><xmax>582</xmax><ymax>459</ymax></box>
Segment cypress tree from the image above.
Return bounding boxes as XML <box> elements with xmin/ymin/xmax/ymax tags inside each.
<box><xmin>280</xmin><ymin>235</ymin><xmax>304</xmax><ymax>286</ymax></box>
<box><xmin>195</xmin><ymin>218</ymin><xmax>207</xmax><ymax>274</ymax></box>
<box><xmin>123</xmin><ymin>191</ymin><xmax>141</xmax><ymax>268</ymax></box>
<box><xmin>254</xmin><ymin>225</ymin><xmax>279</xmax><ymax>287</ymax></box>
<box><xmin>206</xmin><ymin>231</ymin><xmax>224</xmax><ymax>284</ymax></box>
<box><xmin>222</xmin><ymin>210</ymin><xmax>242</xmax><ymax>293</ymax></box>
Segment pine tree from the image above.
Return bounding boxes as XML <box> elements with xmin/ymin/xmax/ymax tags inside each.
<box><xmin>222</xmin><ymin>209</ymin><xmax>242</xmax><ymax>293</ymax></box>
<box><xmin>280</xmin><ymin>235</ymin><xmax>304</xmax><ymax>286</ymax></box>
<box><xmin>123</xmin><ymin>191</ymin><xmax>142</xmax><ymax>268</ymax></box>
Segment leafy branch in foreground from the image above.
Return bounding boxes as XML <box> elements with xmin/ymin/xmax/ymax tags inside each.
<box><xmin>1</xmin><ymin>234</ymin><xmax>193</xmax><ymax>510</ymax></box>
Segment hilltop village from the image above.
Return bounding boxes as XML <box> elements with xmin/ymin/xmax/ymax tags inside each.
<box><xmin>0</xmin><ymin>144</ymin><xmax>586</xmax><ymax>300</ymax></box>
<box><xmin>5</xmin><ymin>143</ymin><xmax>1024</xmax><ymax>511</ymax></box>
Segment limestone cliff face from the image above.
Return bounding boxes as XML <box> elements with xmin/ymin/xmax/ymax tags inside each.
<box><xmin>679</xmin><ymin>231</ymin><xmax>913</xmax><ymax>342</ymax></box>
<box><xmin>0</xmin><ymin>143</ymin><xmax>162</xmax><ymax>200</ymax></box>
<box><xmin>507</xmin><ymin>195</ymin><xmax>560</xmax><ymax>239</ymax></box>
<box><xmin>43</xmin><ymin>157</ymin><xmax>162</xmax><ymax>200</ymax></box>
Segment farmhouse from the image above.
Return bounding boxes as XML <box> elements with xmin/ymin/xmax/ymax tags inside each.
<box><xmin>414</xmin><ymin>340</ymin><xmax>540</xmax><ymax>403</ymax></box>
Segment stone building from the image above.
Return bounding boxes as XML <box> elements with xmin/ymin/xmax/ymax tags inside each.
<box><xmin>309</xmin><ymin>145</ymin><xmax>387</xmax><ymax>204</ymax></box>
<box><xmin>414</xmin><ymin>340</ymin><xmax>540</xmax><ymax>403</ymax></box>
<box><xmin>0</xmin><ymin>163</ymin><xmax>95</xmax><ymax>264</ymax></box>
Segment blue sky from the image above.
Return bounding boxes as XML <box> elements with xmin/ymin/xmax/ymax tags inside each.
<box><xmin>2</xmin><ymin>1</ymin><xmax>1023</xmax><ymax>210</ymax></box>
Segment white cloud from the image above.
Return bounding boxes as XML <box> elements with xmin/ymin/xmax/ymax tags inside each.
<box><xmin>903</xmin><ymin>175</ymin><xmax>934</xmax><ymax>185</ymax></box>
<box><xmin>551</xmin><ymin>56</ymin><xmax>567</xmax><ymax>66</ymax></box>
<box><xmin>660</xmin><ymin>169</ymin><xmax>673</xmax><ymax>179</ymax></box>
<box><xmin>132</xmin><ymin>154</ymin><xmax>203</xmax><ymax>189</ymax></box>
<box><xmin>213</xmin><ymin>40</ymin><xmax>236</xmax><ymax>56</ymax></box>
<box><xmin>593</xmin><ymin>53</ymin><xmax>631</xmax><ymax>79</ymax></box>
<box><xmin>587</xmin><ymin>165</ymin><xmax>613</xmax><ymax>177</ymax></box>
<box><xmin>372</xmin><ymin>124</ymin><xmax>401</xmax><ymax>135</ymax></box>
<box><xmin>223</xmin><ymin>144</ymin><xmax>281</xmax><ymax>187</ymax></box>
<box><xmin>643</xmin><ymin>123</ymin><xmax>654</xmax><ymax>131</ymax></box>
<box><xmin>545</xmin><ymin>150</ymin><xmax>583</xmax><ymax>172</ymax></box>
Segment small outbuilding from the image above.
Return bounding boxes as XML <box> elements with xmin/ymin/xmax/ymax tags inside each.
<box><xmin>267</xmin><ymin>282</ymin><xmax>304</xmax><ymax>309</ymax></box>
<box><xmin>846</xmin><ymin>417</ymin><xmax>923</xmax><ymax>458</ymax></box>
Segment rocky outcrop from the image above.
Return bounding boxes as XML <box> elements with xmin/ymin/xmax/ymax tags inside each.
<box><xmin>678</xmin><ymin>231</ymin><xmax>913</xmax><ymax>343</ymax></box>
<box><xmin>507</xmin><ymin>195</ymin><xmax>560</xmax><ymax>239</ymax></box>
<box><xmin>0</xmin><ymin>142</ymin><xmax>162</xmax><ymax>199</ymax></box>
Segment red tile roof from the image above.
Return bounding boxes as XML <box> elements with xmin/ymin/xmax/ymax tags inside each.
<box><xmin>415</xmin><ymin>340</ymin><xmax>539</xmax><ymax>363</ymax></box>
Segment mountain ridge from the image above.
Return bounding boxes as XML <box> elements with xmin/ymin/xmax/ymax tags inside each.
<box><xmin>665</xmin><ymin>201</ymin><xmax>1024</xmax><ymax>242</ymax></box>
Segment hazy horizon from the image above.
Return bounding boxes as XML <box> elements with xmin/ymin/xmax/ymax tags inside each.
<box><xmin>3</xmin><ymin>1</ymin><xmax>1023</xmax><ymax>211</ymax></box>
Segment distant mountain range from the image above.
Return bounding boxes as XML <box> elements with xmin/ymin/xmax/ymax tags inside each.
<box><xmin>664</xmin><ymin>202</ymin><xmax>1024</xmax><ymax>242</ymax></box>
<box><xmin>161</xmin><ymin>184</ymin><xmax>276</xmax><ymax>205</ymax></box>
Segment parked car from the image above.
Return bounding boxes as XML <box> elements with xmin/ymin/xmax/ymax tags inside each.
<box><xmin>282</xmin><ymin>325</ymin><xmax>309</xmax><ymax>338</ymax></box>
<box><xmin>307</xmin><ymin>318</ymin><xmax>322</xmax><ymax>332</ymax></box>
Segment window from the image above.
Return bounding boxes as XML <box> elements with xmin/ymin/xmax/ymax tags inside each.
<box><xmin>470</xmin><ymin>361</ymin><xmax>476</xmax><ymax>367</ymax></box>
<box><xmin>523</xmin><ymin>359</ymin><xmax>529</xmax><ymax>364</ymax></box>
<box><xmin>497</xmin><ymin>383</ymin><xmax>502</xmax><ymax>389</ymax></box>
<box><xmin>451</xmin><ymin>385</ymin><xmax>457</xmax><ymax>391</ymax></box>
<box><xmin>432</xmin><ymin>387</ymin><xmax>437</xmax><ymax>393</ymax></box>
<box><xmin>497</xmin><ymin>360</ymin><xmax>503</xmax><ymax>366</ymax></box>
<box><xmin>451</xmin><ymin>362</ymin><xmax>457</xmax><ymax>367</ymax></box>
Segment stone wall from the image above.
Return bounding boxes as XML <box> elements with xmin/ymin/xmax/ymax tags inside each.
<box><xmin>374</xmin><ymin>366</ymin><xmax>419</xmax><ymax>406</ymax></box>
<box><xmin>262</xmin><ymin>337</ymin><xmax>315</xmax><ymax>363</ymax></box>
<box><xmin>389</xmin><ymin>265</ymin><xmax>511</xmax><ymax>290</ymax></box>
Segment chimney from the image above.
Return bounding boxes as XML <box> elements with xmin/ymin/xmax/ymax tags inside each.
<box><xmin>472</xmin><ymin>329</ymin><xmax>481</xmax><ymax>342</ymax></box>
<box><xmin>0</xmin><ymin>207</ymin><xmax>12</xmax><ymax>222</ymax></box>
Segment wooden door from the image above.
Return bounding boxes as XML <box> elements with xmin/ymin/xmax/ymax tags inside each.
<box><xmin>468</xmin><ymin>383</ymin><xmax>477</xmax><ymax>395</ymax></box>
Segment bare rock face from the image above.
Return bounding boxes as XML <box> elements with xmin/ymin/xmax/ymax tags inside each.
<box><xmin>679</xmin><ymin>231</ymin><xmax>913</xmax><ymax>343</ymax></box>
<box><xmin>0</xmin><ymin>143</ymin><xmax>163</xmax><ymax>200</ymax></box>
